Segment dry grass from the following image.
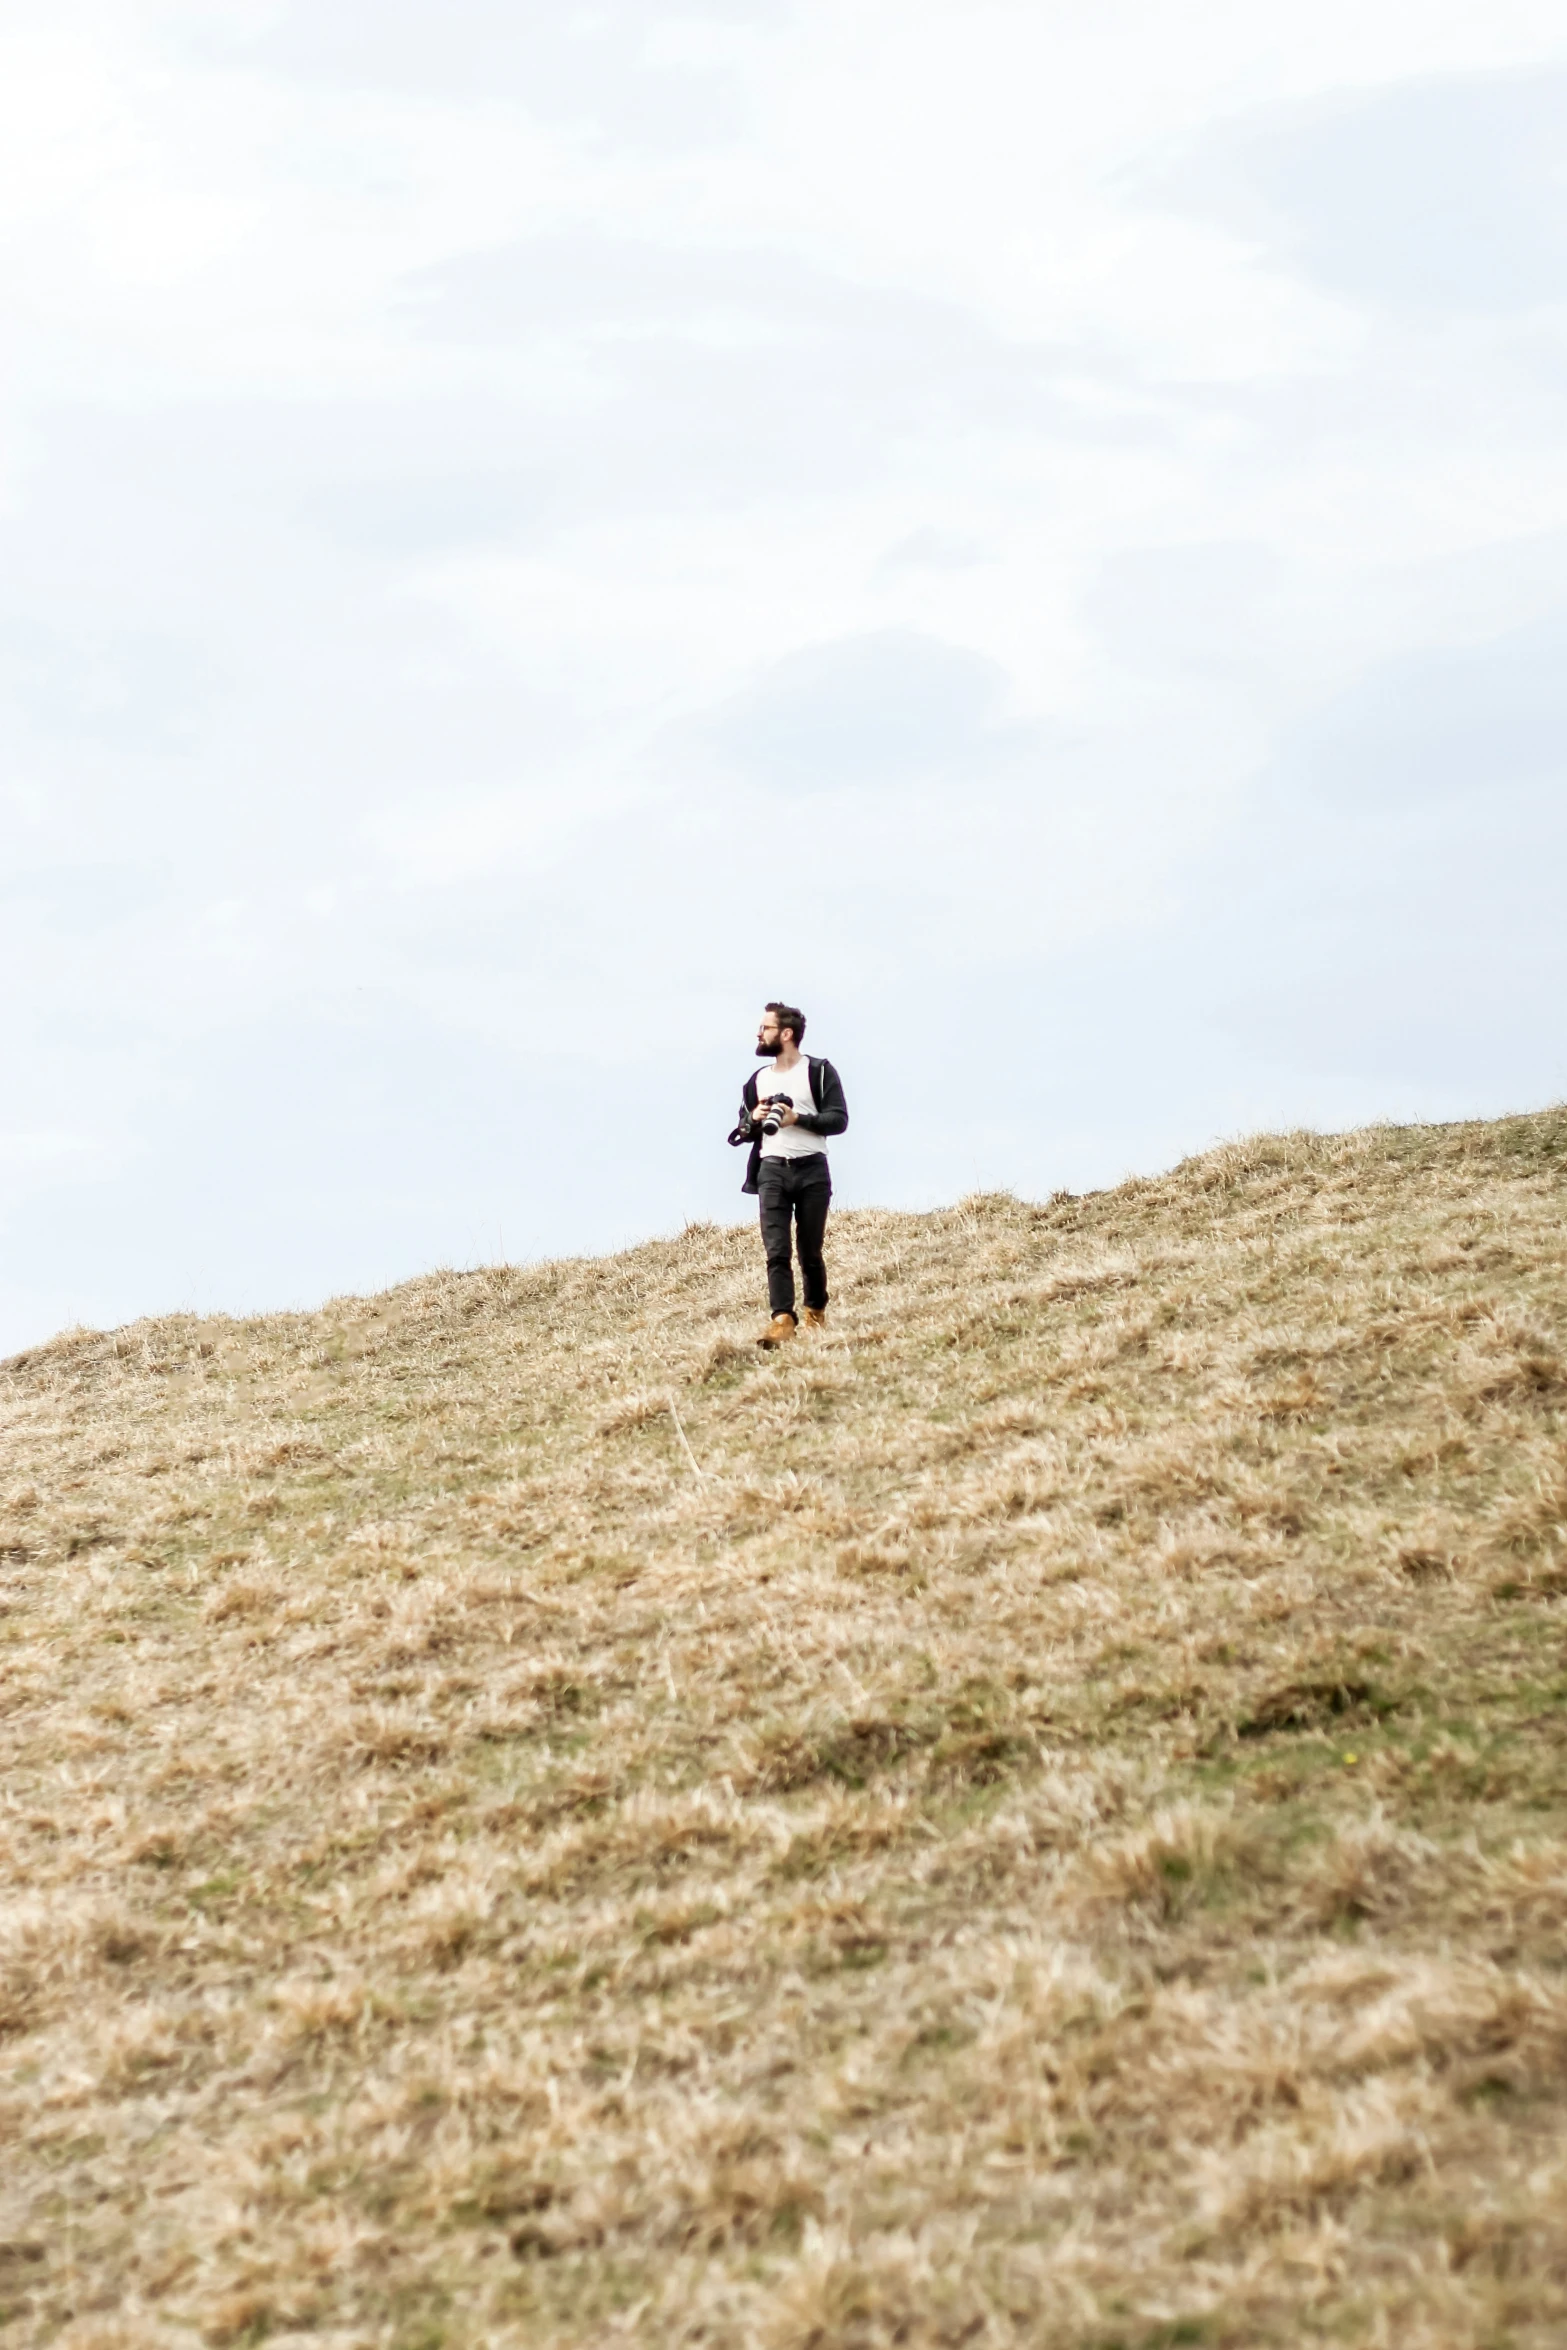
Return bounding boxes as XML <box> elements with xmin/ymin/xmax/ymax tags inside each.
<box><xmin>5</xmin><ymin>1110</ymin><xmax>1567</xmax><ymax>2347</ymax></box>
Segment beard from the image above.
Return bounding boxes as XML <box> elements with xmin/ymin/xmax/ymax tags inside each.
<box><xmin>756</xmin><ymin>1036</ymin><xmax>781</xmax><ymax>1056</ymax></box>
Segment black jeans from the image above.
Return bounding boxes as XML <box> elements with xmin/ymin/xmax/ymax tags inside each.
<box><xmin>757</xmin><ymin>1154</ymin><xmax>832</xmax><ymax>1317</ymax></box>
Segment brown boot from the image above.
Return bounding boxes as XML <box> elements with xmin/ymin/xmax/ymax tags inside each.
<box><xmin>800</xmin><ymin>1306</ymin><xmax>827</xmax><ymax>1330</ymax></box>
<box><xmin>757</xmin><ymin>1311</ymin><xmax>797</xmax><ymax>1348</ymax></box>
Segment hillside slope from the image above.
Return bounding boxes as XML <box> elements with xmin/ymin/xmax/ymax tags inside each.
<box><xmin>4</xmin><ymin>1113</ymin><xmax>1567</xmax><ymax>2349</ymax></box>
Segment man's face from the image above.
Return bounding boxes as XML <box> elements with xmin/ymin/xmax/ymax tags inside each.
<box><xmin>756</xmin><ymin>1011</ymin><xmax>783</xmax><ymax>1057</ymax></box>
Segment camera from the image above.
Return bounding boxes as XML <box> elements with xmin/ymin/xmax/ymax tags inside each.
<box><xmin>757</xmin><ymin>1094</ymin><xmax>793</xmax><ymax>1136</ymax></box>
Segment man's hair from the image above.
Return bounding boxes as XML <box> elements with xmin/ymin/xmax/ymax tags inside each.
<box><xmin>766</xmin><ymin>1000</ymin><xmax>806</xmax><ymax>1045</ymax></box>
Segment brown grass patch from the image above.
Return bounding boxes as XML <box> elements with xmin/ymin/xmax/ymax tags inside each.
<box><xmin>4</xmin><ymin>1108</ymin><xmax>1567</xmax><ymax>2344</ymax></box>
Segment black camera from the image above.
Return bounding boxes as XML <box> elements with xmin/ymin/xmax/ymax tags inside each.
<box><xmin>757</xmin><ymin>1094</ymin><xmax>793</xmax><ymax>1136</ymax></box>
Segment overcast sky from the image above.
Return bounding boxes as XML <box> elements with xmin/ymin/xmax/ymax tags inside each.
<box><xmin>3</xmin><ymin>0</ymin><xmax>1566</xmax><ymax>1350</ymax></box>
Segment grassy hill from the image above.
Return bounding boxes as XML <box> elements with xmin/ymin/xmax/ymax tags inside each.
<box><xmin>4</xmin><ymin>1111</ymin><xmax>1567</xmax><ymax>2350</ymax></box>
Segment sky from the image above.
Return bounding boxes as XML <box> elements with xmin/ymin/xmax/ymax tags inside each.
<box><xmin>3</xmin><ymin>0</ymin><xmax>1567</xmax><ymax>1351</ymax></box>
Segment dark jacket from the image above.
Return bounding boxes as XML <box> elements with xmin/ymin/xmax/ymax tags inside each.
<box><xmin>727</xmin><ymin>1057</ymin><xmax>849</xmax><ymax>1194</ymax></box>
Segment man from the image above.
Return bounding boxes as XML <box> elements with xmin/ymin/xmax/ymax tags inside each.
<box><xmin>728</xmin><ymin>1002</ymin><xmax>849</xmax><ymax>1348</ymax></box>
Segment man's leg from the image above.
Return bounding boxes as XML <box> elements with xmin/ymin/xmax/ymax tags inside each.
<box><xmin>794</xmin><ymin>1171</ymin><xmax>832</xmax><ymax>1313</ymax></box>
<box><xmin>757</xmin><ymin>1167</ymin><xmax>797</xmax><ymax>1317</ymax></box>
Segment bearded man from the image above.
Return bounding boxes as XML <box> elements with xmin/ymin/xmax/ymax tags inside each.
<box><xmin>727</xmin><ymin>1002</ymin><xmax>850</xmax><ymax>1348</ymax></box>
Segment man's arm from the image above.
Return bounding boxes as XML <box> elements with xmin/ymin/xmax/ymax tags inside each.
<box><xmin>727</xmin><ymin>1071</ymin><xmax>762</xmax><ymax>1147</ymax></box>
<box><xmin>793</xmin><ymin>1058</ymin><xmax>848</xmax><ymax>1138</ymax></box>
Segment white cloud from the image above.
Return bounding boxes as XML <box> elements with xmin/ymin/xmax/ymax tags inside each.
<box><xmin>1</xmin><ymin>0</ymin><xmax>1566</xmax><ymax>1348</ymax></box>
